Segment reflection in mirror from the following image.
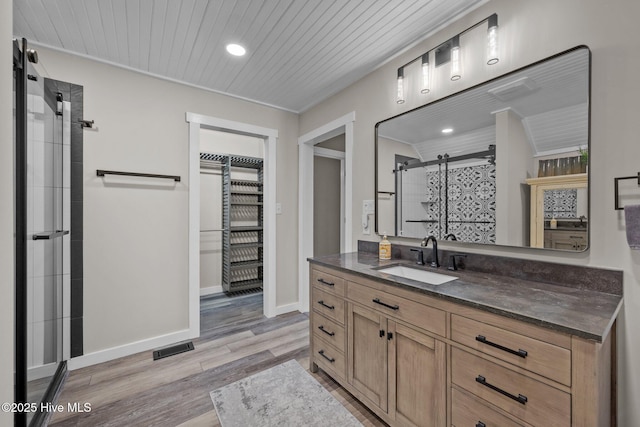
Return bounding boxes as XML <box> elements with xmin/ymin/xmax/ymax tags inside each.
<box><xmin>375</xmin><ymin>46</ymin><xmax>590</xmax><ymax>251</ymax></box>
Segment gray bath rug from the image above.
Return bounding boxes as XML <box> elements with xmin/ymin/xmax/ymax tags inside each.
<box><xmin>210</xmin><ymin>359</ymin><xmax>362</xmax><ymax>427</ymax></box>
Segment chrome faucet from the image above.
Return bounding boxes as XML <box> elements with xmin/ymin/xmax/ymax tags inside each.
<box><xmin>420</xmin><ymin>235</ymin><xmax>439</xmax><ymax>268</ymax></box>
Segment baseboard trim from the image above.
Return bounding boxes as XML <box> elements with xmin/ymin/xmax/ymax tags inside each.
<box><xmin>200</xmin><ymin>285</ymin><xmax>222</xmax><ymax>296</ymax></box>
<box><xmin>67</xmin><ymin>329</ymin><xmax>192</xmax><ymax>370</ymax></box>
<box><xmin>27</xmin><ymin>362</ymin><xmax>59</xmax><ymax>381</ymax></box>
<box><xmin>273</xmin><ymin>302</ymin><xmax>300</xmax><ymax>316</ymax></box>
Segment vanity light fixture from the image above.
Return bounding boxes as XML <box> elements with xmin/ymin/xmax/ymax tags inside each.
<box><xmin>421</xmin><ymin>53</ymin><xmax>430</xmax><ymax>93</ymax></box>
<box><xmin>393</xmin><ymin>13</ymin><xmax>500</xmax><ymax>102</ymax></box>
<box><xmin>442</xmin><ymin>128</ymin><xmax>453</xmax><ymax>134</ymax></box>
<box><xmin>397</xmin><ymin>68</ymin><xmax>405</xmax><ymax>104</ymax></box>
<box><xmin>226</xmin><ymin>43</ymin><xmax>246</xmax><ymax>57</ymax></box>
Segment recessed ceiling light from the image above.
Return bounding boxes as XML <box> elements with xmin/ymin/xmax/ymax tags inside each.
<box><xmin>226</xmin><ymin>43</ymin><xmax>246</xmax><ymax>57</ymax></box>
<box><xmin>442</xmin><ymin>128</ymin><xmax>453</xmax><ymax>134</ymax></box>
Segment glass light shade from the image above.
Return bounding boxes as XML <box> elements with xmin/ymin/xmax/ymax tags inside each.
<box><xmin>487</xmin><ymin>24</ymin><xmax>499</xmax><ymax>65</ymax></box>
<box><xmin>421</xmin><ymin>61</ymin><xmax>430</xmax><ymax>94</ymax></box>
<box><xmin>450</xmin><ymin>46</ymin><xmax>461</xmax><ymax>81</ymax></box>
<box><xmin>396</xmin><ymin>76</ymin><xmax>405</xmax><ymax>104</ymax></box>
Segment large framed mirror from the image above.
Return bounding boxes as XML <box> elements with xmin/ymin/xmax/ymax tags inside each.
<box><xmin>375</xmin><ymin>46</ymin><xmax>590</xmax><ymax>251</ymax></box>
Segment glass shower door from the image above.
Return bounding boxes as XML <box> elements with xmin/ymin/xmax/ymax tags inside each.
<box><xmin>25</xmin><ymin>59</ymin><xmax>67</xmax><ymax>425</ymax></box>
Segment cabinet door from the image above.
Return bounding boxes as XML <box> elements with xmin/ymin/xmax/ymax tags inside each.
<box><xmin>348</xmin><ymin>303</ymin><xmax>388</xmax><ymax>412</ymax></box>
<box><xmin>388</xmin><ymin>322</ymin><xmax>446</xmax><ymax>427</ymax></box>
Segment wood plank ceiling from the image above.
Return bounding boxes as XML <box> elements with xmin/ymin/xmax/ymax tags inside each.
<box><xmin>14</xmin><ymin>0</ymin><xmax>483</xmax><ymax>112</ymax></box>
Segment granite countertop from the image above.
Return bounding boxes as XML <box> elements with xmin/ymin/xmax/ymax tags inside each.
<box><xmin>308</xmin><ymin>252</ymin><xmax>623</xmax><ymax>342</ymax></box>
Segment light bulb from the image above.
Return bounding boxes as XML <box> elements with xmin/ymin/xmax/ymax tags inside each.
<box><xmin>397</xmin><ymin>68</ymin><xmax>405</xmax><ymax>104</ymax></box>
<box><xmin>450</xmin><ymin>36</ymin><xmax>461</xmax><ymax>81</ymax></box>
<box><xmin>421</xmin><ymin>54</ymin><xmax>430</xmax><ymax>94</ymax></box>
<box><xmin>487</xmin><ymin>14</ymin><xmax>499</xmax><ymax>65</ymax></box>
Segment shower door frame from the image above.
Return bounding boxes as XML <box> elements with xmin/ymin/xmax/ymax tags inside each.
<box><xmin>13</xmin><ymin>38</ymin><xmax>80</xmax><ymax>427</ymax></box>
<box><xmin>14</xmin><ymin>36</ymin><xmax>29</xmax><ymax>427</ymax></box>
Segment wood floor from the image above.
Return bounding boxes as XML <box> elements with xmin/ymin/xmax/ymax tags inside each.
<box><xmin>49</xmin><ymin>292</ymin><xmax>387</xmax><ymax>426</ymax></box>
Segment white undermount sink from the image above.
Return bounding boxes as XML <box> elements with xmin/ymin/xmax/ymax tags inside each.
<box><xmin>377</xmin><ymin>265</ymin><xmax>458</xmax><ymax>285</ymax></box>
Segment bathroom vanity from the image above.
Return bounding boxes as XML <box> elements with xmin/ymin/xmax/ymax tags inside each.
<box><xmin>308</xmin><ymin>248</ymin><xmax>622</xmax><ymax>427</ymax></box>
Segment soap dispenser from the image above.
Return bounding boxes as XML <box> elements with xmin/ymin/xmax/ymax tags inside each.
<box><xmin>379</xmin><ymin>234</ymin><xmax>391</xmax><ymax>260</ymax></box>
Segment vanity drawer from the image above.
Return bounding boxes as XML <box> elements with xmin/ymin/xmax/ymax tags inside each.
<box><xmin>451</xmin><ymin>314</ymin><xmax>571</xmax><ymax>386</ymax></box>
<box><xmin>312</xmin><ymin>287</ymin><xmax>345</xmax><ymax>325</ymax></box>
<box><xmin>311</xmin><ymin>268</ymin><xmax>346</xmax><ymax>296</ymax></box>
<box><xmin>452</xmin><ymin>387</ymin><xmax>525</xmax><ymax>427</ymax></box>
<box><xmin>452</xmin><ymin>348</ymin><xmax>570</xmax><ymax>427</ymax></box>
<box><xmin>312</xmin><ymin>336</ymin><xmax>346</xmax><ymax>380</ymax></box>
<box><xmin>312</xmin><ymin>312</ymin><xmax>345</xmax><ymax>352</ymax></box>
<box><xmin>346</xmin><ymin>281</ymin><xmax>446</xmax><ymax>337</ymax></box>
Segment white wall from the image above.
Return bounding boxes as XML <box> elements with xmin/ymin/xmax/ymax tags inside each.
<box><xmin>316</xmin><ymin>134</ymin><xmax>345</xmax><ymax>152</ymax></box>
<box><xmin>299</xmin><ymin>0</ymin><xmax>640</xmax><ymax>424</ymax></box>
<box><xmin>33</xmin><ymin>46</ymin><xmax>299</xmax><ymax>355</ymax></box>
<box><xmin>1</xmin><ymin>1</ymin><xmax>14</xmax><ymax>423</ymax></box>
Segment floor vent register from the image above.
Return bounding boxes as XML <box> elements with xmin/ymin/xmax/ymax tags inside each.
<box><xmin>152</xmin><ymin>341</ymin><xmax>195</xmax><ymax>361</ymax></box>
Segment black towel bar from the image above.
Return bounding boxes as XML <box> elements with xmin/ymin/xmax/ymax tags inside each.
<box><xmin>32</xmin><ymin>230</ymin><xmax>69</xmax><ymax>240</ymax></box>
<box><xmin>614</xmin><ymin>172</ymin><xmax>640</xmax><ymax>210</ymax></box>
<box><xmin>97</xmin><ymin>170</ymin><xmax>181</xmax><ymax>182</ymax></box>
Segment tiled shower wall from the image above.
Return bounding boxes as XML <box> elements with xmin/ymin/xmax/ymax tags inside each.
<box><xmin>400</xmin><ymin>162</ymin><xmax>496</xmax><ymax>243</ymax></box>
<box><xmin>44</xmin><ymin>79</ymin><xmax>83</xmax><ymax>358</ymax></box>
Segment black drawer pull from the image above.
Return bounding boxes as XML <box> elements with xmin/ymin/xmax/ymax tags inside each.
<box><xmin>476</xmin><ymin>335</ymin><xmax>528</xmax><ymax>358</ymax></box>
<box><xmin>372</xmin><ymin>298</ymin><xmax>399</xmax><ymax>311</ymax></box>
<box><xmin>317</xmin><ymin>278</ymin><xmax>335</xmax><ymax>287</ymax></box>
<box><xmin>476</xmin><ymin>422</ymin><xmax>486</xmax><ymax>427</ymax></box>
<box><xmin>317</xmin><ymin>300</ymin><xmax>335</xmax><ymax>310</ymax></box>
<box><xmin>318</xmin><ymin>325</ymin><xmax>335</xmax><ymax>336</ymax></box>
<box><xmin>475</xmin><ymin>375</ymin><xmax>528</xmax><ymax>405</ymax></box>
<box><xmin>318</xmin><ymin>350</ymin><xmax>335</xmax><ymax>363</ymax></box>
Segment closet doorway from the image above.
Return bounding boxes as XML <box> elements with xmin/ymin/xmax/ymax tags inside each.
<box><xmin>313</xmin><ymin>136</ymin><xmax>345</xmax><ymax>257</ymax></box>
<box><xmin>298</xmin><ymin>111</ymin><xmax>355</xmax><ymax>313</ymax></box>
<box><xmin>187</xmin><ymin>112</ymin><xmax>278</xmax><ymax>339</ymax></box>
<box><xmin>199</xmin><ymin>130</ymin><xmax>264</xmax><ymax>295</ymax></box>
<box><xmin>199</xmin><ymin>130</ymin><xmax>265</xmax><ymax>325</ymax></box>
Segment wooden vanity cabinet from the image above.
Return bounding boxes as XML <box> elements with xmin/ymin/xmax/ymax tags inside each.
<box><xmin>388</xmin><ymin>319</ymin><xmax>446</xmax><ymax>426</ymax></box>
<box><xmin>545</xmin><ymin>229</ymin><xmax>587</xmax><ymax>250</ymax></box>
<box><xmin>347</xmin><ymin>299</ymin><xmax>446</xmax><ymax>426</ymax></box>
<box><xmin>310</xmin><ymin>266</ymin><xmax>347</xmax><ymax>381</ymax></box>
<box><xmin>348</xmin><ymin>303</ymin><xmax>388</xmax><ymax>412</ymax></box>
<box><xmin>309</xmin><ymin>263</ymin><xmax>615</xmax><ymax>427</ymax></box>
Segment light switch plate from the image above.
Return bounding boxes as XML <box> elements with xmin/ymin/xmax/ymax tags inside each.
<box><xmin>363</xmin><ymin>199</ymin><xmax>375</xmax><ymax>214</ymax></box>
<box><xmin>276</xmin><ymin>203</ymin><xmax>282</xmax><ymax>214</ymax></box>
